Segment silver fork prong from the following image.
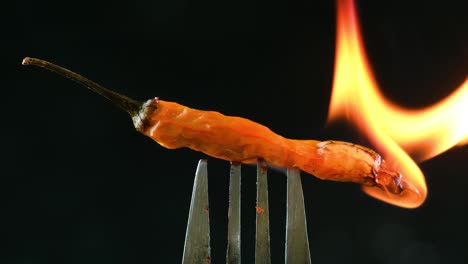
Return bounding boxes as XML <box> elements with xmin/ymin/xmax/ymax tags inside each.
<box><xmin>255</xmin><ymin>159</ymin><xmax>271</xmax><ymax>264</ymax></box>
<box><xmin>226</xmin><ymin>162</ymin><xmax>242</xmax><ymax>264</ymax></box>
<box><xmin>182</xmin><ymin>159</ymin><xmax>211</xmax><ymax>264</ymax></box>
<box><xmin>285</xmin><ymin>168</ymin><xmax>311</xmax><ymax>264</ymax></box>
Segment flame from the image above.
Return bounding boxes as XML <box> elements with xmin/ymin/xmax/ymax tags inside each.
<box><xmin>328</xmin><ymin>0</ymin><xmax>468</xmax><ymax>208</ymax></box>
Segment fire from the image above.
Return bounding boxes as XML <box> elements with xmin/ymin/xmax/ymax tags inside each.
<box><xmin>328</xmin><ymin>0</ymin><xmax>468</xmax><ymax>208</ymax></box>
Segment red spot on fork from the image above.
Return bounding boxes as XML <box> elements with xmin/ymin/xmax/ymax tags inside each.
<box><xmin>256</xmin><ymin>206</ymin><xmax>265</xmax><ymax>214</ymax></box>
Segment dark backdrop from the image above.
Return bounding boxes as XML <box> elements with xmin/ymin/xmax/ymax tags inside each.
<box><xmin>4</xmin><ymin>0</ymin><xmax>468</xmax><ymax>263</ymax></box>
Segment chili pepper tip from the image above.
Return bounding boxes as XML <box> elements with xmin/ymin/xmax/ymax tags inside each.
<box><xmin>22</xmin><ymin>57</ymin><xmax>33</xmax><ymax>65</ymax></box>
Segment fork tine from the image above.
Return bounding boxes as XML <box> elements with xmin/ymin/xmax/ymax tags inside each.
<box><xmin>255</xmin><ymin>159</ymin><xmax>271</xmax><ymax>264</ymax></box>
<box><xmin>226</xmin><ymin>162</ymin><xmax>242</xmax><ymax>264</ymax></box>
<box><xmin>285</xmin><ymin>168</ymin><xmax>311</xmax><ymax>264</ymax></box>
<box><xmin>182</xmin><ymin>159</ymin><xmax>211</xmax><ymax>264</ymax></box>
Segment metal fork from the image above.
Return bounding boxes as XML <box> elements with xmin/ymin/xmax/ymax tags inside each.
<box><xmin>182</xmin><ymin>159</ymin><xmax>311</xmax><ymax>263</ymax></box>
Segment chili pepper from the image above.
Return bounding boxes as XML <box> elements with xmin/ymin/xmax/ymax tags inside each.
<box><xmin>22</xmin><ymin>57</ymin><xmax>420</xmax><ymax>199</ymax></box>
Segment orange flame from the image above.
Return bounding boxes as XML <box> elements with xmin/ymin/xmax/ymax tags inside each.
<box><xmin>328</xmin><ymin>0</ymin><xmax>468</xmax><ymax>208</ymax></box>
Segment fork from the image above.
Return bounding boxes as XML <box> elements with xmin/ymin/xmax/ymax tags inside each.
<box><xmin>182</xmin><ymin>159</ymin><xmax>311</xmax><ymax>263</ymax></box>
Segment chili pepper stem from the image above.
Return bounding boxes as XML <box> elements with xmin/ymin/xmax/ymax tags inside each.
<box><xmin>22</xmin><ymin>57</ymin><xmax>144</xmax><ymax>119</ymax></box>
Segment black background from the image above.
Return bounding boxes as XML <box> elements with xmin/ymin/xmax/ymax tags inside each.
<box><xmin>4</xmin><ymin>0</ymin><xmax>468</xmax><ymax>263</ymax></box>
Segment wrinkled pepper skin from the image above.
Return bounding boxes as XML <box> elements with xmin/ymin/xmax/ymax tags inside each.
<box><xmin>140</xmin><ymin>99</ymin><xmax>382</xmax><ymax>186</ymax></box>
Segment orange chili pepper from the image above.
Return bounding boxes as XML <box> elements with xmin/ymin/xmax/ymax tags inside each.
<box><xmin>22</xmin><ymin>57</ymin><xmax>418</xmax><ymax>197</ymax></box>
